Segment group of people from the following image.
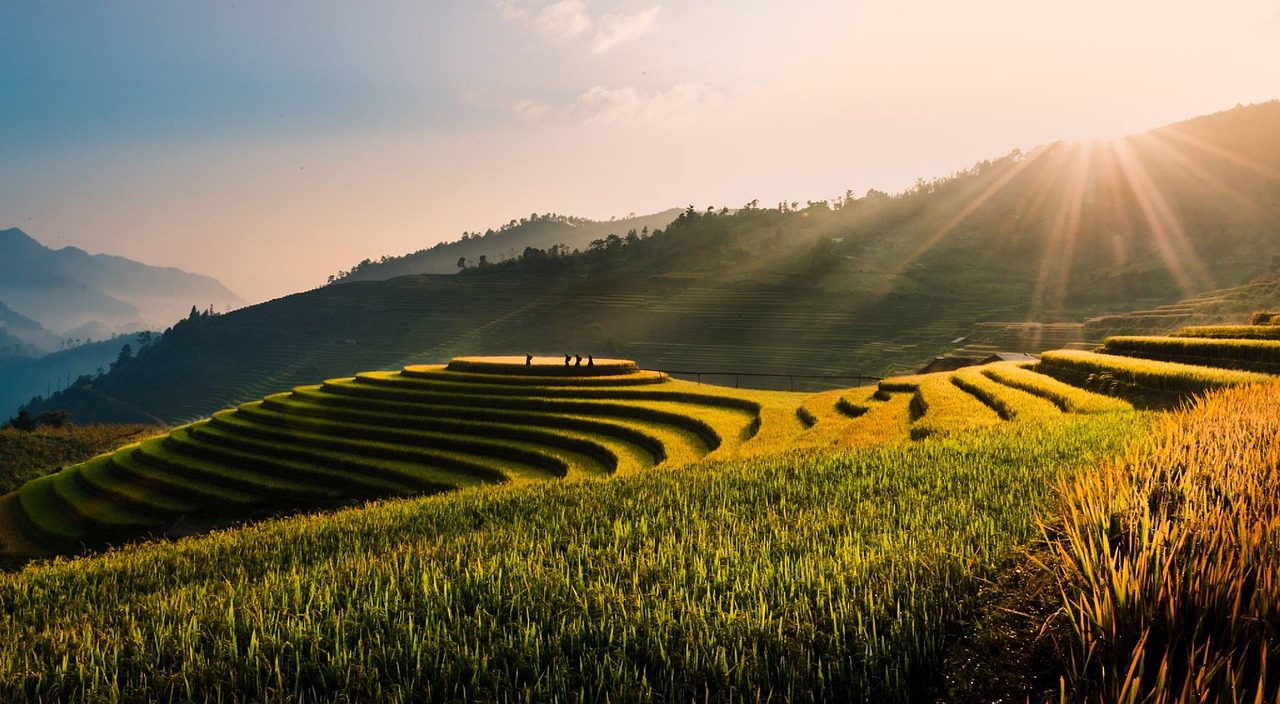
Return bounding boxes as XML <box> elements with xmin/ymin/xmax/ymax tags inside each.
<box><xmin>523</xmin><ymin>353</ymin><xmax>594</xmax><ymax>367</ymax></box>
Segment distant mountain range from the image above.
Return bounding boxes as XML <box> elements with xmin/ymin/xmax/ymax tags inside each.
<box><xmin>22</xmin><ymin>100</ymin><xmax>1280</xmax><ymax>425</ymax></box>
<box><xmin>0</xmin><ymin>228</ymin><xmax>244</xmax><ymax>340</ymax></box>
<box><xmin>330</xmin><ymin>210</ymin><xmax>683</xmax><ymax>283</ymax></box>
<box><xmin>0</xmin><ymin>301</ymin><xmax>61</xmax><ymax>356</ymax></box>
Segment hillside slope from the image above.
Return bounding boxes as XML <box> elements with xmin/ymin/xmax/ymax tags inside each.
<box><xmin>331</xmin><ymin>209</ymin><xmax>682</xmax><ymax>282</ymax></box>
<box><xmin>26</xmin><ymin>101</ymin><xmax>1280</xmax><ymax>424</ymax></box>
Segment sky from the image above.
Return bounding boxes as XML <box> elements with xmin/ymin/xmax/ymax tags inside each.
<box><xmin>2</xmin><ymin>1</ymin><xmax>1278</xmax><ymax>304</ymax></box>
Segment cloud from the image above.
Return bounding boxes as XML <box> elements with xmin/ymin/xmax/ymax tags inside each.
<box><xmin>496</xmin><ymin>1</ymin><xmax>662</xmax><ymax>53</ymax></box>
<box><xmin>513</xmin><ymin>82</ymin><xmax>724</xmax><ymax>125</ymax></box>
<box><xmin>535</xmin><ymin>1</ymin><xmax>593</xmax><ymax>41</ymax></box>
<box><xmin>511</xmin><ymin>98</ymin><xmax>554</xmax><ymax>120</ymax></box>
<box><xmin>495</xmin><ymin>0</ymin><xmax>534</xmax><ymax>21</ymax></box>
<box><xmin>592</xmin><ymin>6</ymin><xmax>662</xmax><ymax>54</ymax></box>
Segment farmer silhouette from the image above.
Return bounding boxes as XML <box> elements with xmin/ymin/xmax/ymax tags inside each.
<box><xmin>564</xmin><ymin>354</ymin><xmax>571</xmax><ymax>366</ymax></box>
<box><xmin>525</xmin><ymin>353</ymin><xmax>532</xmax><ymax>366</ymax></box>
<box><xmin>588</xmin><ymin>355</ymin><xmax>594</xmax><ymax>367</ymax></box>
<box><xmin>575</xmin><ymin>355</ymin><xmax>582</xmax><ymax>367</ymax></box>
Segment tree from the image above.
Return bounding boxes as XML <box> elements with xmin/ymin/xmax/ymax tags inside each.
<box><xmin>6</xmin><ymin>410</ymin><xmax>36</xmax><ymax>431</ymax></box>
<box><xmin>110</xmin><ymin>343</ymin><xmax>133</xmax><ymax>372</ymax></box>
<box><xmin>36</xmin><ymin>410</ymin><xmax>70</xmax><ymax>429</ymax></box>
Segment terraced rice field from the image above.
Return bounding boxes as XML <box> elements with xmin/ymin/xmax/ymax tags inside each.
<box><xmin>1100</xmin><ymin>334</ymin><xmax>1280</xmax><ymax>373</ymax></box>
<box><xmin>7</xmin><ymin>336</ymin><xmax>1275</xmax><ymax>561</ymax></box>
<box><xmin>1038</xmin><ymin>349</ymin><xmax>1271</xmax><ymax>403</ymax></box>
<box><xmin>1</xmin><ymin>357</ymin><xmax>781</xmax><ymax>556</ymax></box>
<box><xmin>876</xmin><ymin>361</ymin><xmax>1133</xmax><ymax>439</ymax></box>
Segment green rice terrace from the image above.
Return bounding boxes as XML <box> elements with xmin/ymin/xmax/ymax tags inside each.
<box><xmin>1</xmin><ymin>328</ymin><xmax>1279</xmax><ymax>701</ymax></box>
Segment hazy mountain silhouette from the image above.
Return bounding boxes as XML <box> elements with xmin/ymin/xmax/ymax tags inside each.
<box><xmin>330</xmin><ymin>209</ymin><xmax>682</xmax><ymax>283</ymax></box>
<box><xmin>0</xmin><ymin>300</ymin><xmax>61</xmax><ymax>355</ymax></box>
<box><xmin>0</xmin><ymin>228</ymin><xmax>245</xmax><ymax>334</ymax></box>
<box><xmin>25</xmin><ymin>101</ymin><xmax>1280</xmax><ymax>424</ymax></box>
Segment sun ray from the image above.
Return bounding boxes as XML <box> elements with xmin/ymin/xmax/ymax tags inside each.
<box><xmin>1130</xmin><ymin>132</ymin><xmax>1261</xmax><ymax>215</ymax></box>
<box><xmin>902</xmin><ymin>145</ymin><xmax>1048</xmax><ymax>267</ymax></box>
<box><xmin>1110</xmin><ymin>137</ymin><xmax>1214</xmax><ymax>298</ymax></box>
<box><xmin>1028</xmin><ymin>141</ymin><xmax>1092</xmax><ymax>319</ymax></box>
<box><xmin>1155</xmin><ymin>127</ymin><xmax>1280</xmax><ymax>181</ymax></box>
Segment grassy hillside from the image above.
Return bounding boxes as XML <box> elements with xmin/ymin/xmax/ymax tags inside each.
<box><xmin>0</xmin><ymin>412</ymin><xmax>1150</xmax><ymax>702</ymax></box>
<box><xmin>3</xmin><ymin>323</ymin><xmax>1278</xmax><ymax>700</ymax></box>
<box><xmin>0</xmin><ymin>424</ymin><xmax>164</xmax><ymax>495</ymax></box>
<box><xmin>25</xmin><ymin>102</ymin><xmax>1280</xmax><ymax>425</ymax></box>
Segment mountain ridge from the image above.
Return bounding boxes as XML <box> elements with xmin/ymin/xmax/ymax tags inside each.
<box><xmin>21</xmin><ymin>100</ymin><xmax>1280</xmax><ymax>424</ymax></box>
<box><xmin>0</xmin><ymin>228</ymin><xmax>244</xmax><ymax>335</ymax></box>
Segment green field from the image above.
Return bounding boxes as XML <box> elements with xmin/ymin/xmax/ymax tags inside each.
<box><xmin>1</xmin><ymin>343</ymin><xmax>1278</xmax><ymax>701</ymax></box>
<box><xmin>0</xmin><ymin>412</ymin><xmax>1150</xmax><ymax>702</ymax></box>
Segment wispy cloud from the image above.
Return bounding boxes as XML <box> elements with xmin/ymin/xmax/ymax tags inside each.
<box><xmin>497</xmin><ymin>1</ymin><xmax>662</xmax><ymax>53</ymax></box>
<box><xmin>511</xmin><ymin>98</ymin><xmax>554</xmax><ymax>120</ymax></box>
<box><xmin>513</xmin><ymin>82</ymin><xmax>726</xmax><ymax>125</ymax></box>
<box><xmin>495</xmin><ymin>0</ymin><xmax>535</xmax><ymax>21</ymax></box>
<box><xmin>535</xmin><ymin>1</ymin><xmax>592</xmax><ymax>41</ymax></box>
<box><xmin>592</xmin><ymin>6</ymin><xmax>662</xmax><ymax>54</ymax></box>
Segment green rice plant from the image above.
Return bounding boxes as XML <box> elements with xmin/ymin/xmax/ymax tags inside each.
<box><xmin>728</xmin><ymin>389</ymin><xmax>832</xmax><ymax>454</ymax></box>
<box><xmin>839</xmin><ymin>392</ymin><xmax>914</xmax><ymax>446</ymax></box>
<box><xmin>108</xmin><ymin>446</ymin><xmax>262</xmax><ymax>508</ymax></box>
<box><xmin>47</xmin><ymin>460</ymin><xmax>164</xmax><ymax>535</ymax></box>
<box><xmin>1045</xmin><ymin>381</ymin><xmax>1280</xmax><ymax>702</ymax></box>
<box><xmin>171</xmin><ymin>425</ymin><xmax>466</xmax><ymax>495</ymax></box>
<box><xmin>1103</xmin><ymin>335</ymin><xmax>1280</xmax><ymax>372</ymax></box>
<box><xmin>296</xmin><ymin>384</ymin><xmax>729</xmax><ymax>454</ymax></box>
<box><xmin>14</xmin><ymin>474</ymin><xmax>86</xmax><ymax>547</ymax></box>
<box><xmin>0</xmin><ymin>413</ymin><xmax>1150</xmax><ymax>702</ymax></box>
<box><xmin>356</xmin><ymin>372</ymin><xmax>762</xmax><ymax>413</ymax></box>
<box><xmin>1173</xmin><ymin>324</ymin><xmax>1280</xmax><ymax>340</ymax></box>
<box><xmin>1037</xmin><ymin>349</ymin><xmax>1271</xmax><ymax>398</ymax></box>
<box><xmin>315</xmin><ymin>380</ymin><xmax>734</xmax><ymax>452</ymax></box>
<box><xmin>980</xmin><ymin>361</ymin><xmax>1132</xmax><ymax>414</ymax></box>
<box><xmin>906</xmin><ymin>374</ymin><xmax>1003</xmax><ymax>440</ymax></box>
<box><xmin>77</xmin><ymin>453</ymin><xmax>196</xmax><ymax>518</ymax></box>
<box><xmin>204</xmin><ymin>410</ymin><xmax>568</xmax><ymax>481</ymax></box>
<box><xmin>795</xmin><ymin>391</ymin><xmax>914</xmax><ymax>448</ymax></box>
<box><xmin>262</xmin><ymin>393</ymin><xmax>671</xmax><ymax>468</ymax></box>
<box><xmin>139</xmin><ymin>433</ymin><xmax>345</xmax><ymax>500</ymax></box>
<box><xmin>230</xmin><ymin>401</ymin><xmax>620</xmax><ymax>476</ymax></box>
<box><xmin>0</xmin><ymin>424</ymin><xmax>166</xmax><ymax>494</ymax></box>
<box><xmin>951</xmin><ymin>367</ymin><xmax>1062</xmax><ymax>423</ymax></box>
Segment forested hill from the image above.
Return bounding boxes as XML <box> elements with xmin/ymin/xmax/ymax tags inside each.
<box><xmin>24</xmin><ymin>101</ymin><xmax>1280</xmax><ymax>424</ymax></box>
<box><xmin>329</xmin><ymin>209</ymin><xmax>682</xmax><ymax>283</ymax></box>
